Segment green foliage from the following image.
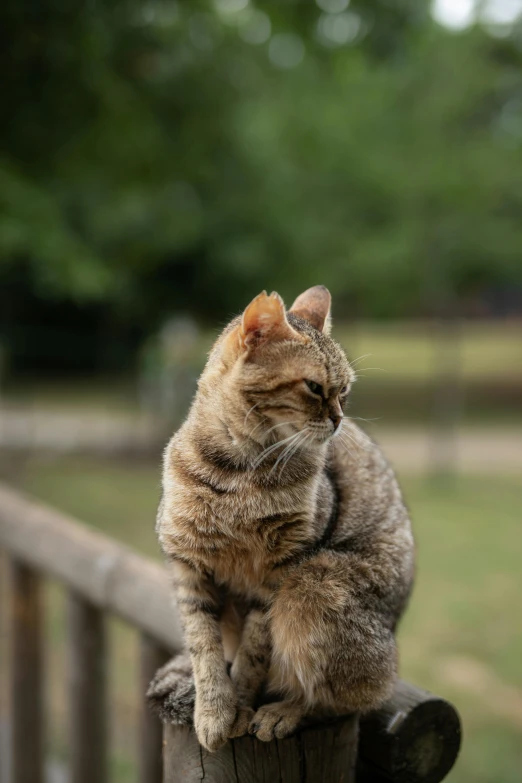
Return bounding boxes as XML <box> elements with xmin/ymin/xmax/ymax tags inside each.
<box><xmin>1</xmin><ymin>0</ymin><xmax>522</xmax><ymax>359</ymax></box>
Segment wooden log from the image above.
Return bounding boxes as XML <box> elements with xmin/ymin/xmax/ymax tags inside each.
<box><xmin>155</xmin><ymin>671</ymin><xmax>460</xmax><ymax>783</ymax></box>
<box><xmin>68</xmin><ymin>591</ymin><xmax>107</xmax><ymax>783</ymax></box>
<box><xmin>139</xmin><ymin>634</ymin><xmax>171</xmax><ymax>783</ymax></box>
<box><xmin>357</xmin><ymin>680</ymin><xmax>461</xmax><ymax>783</ymax></box>
<box><xmin>9</xmin><ymin>559</ymin><xmax>44</xmax><ymax>783</ymax></box>
<box><xmin>163</xmin><ymin>715</ymin><xmax>359</xmax><ymax>783</ymax></box>
<box><xmin>0</xmin><ymin>482</ymin><xmax>182</xmax><ymax>650</ymax></box>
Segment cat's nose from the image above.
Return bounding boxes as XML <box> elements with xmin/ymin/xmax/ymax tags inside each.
<box><xmin>330</xmin><ymin>413</ymin><xmax>342</xmax><ymax>431</ymax></box>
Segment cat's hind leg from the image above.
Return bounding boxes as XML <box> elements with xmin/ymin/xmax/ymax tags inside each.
<box><xmin>146</xmin><ymin>653</ymin><xmax>196</xmax><ymax>725</ymax></box>
<box><xmin>266</xmin><ymin>550</ymin><xmax>397</xmax><ymax>724</ymax></box>
<box><xmin>230</xmin><ymin>608</ymin><xmax>271</xmax><ymax>708</ymax></box>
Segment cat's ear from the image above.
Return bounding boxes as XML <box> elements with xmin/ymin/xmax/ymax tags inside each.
<box><xmin>289</xmin><ymin>285</ymin><xmax>332</xmax><ymax>334</ymax></box>
<box><xmin>239</xmin><ymin>291</ymin><xmax>302</xmax><ymax>351</ymax></box>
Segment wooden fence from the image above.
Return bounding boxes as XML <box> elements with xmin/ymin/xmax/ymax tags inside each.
<box><xmin>0</xmin><ymin>482</ymin><xmax>461</xmax><ymax>783</ymax></box>
<box><xmin>0</xmin><ymin>482</ymin><xmax>180</xmax><ymax>783</ymax></box>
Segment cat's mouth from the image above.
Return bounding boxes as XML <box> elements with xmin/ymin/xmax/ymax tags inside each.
<box><xmin>306</xmin><ymin>422</ymin><xmax>336</xmax><ymax>444</ymax></box>
<box><xmin>253</xmin><ymin>417</ymin><xmax>336</xmax><ymax>452</ymax></box>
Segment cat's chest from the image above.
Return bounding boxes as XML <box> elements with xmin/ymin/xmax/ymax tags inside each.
<box><xmin>215</xmin><ymin>511</ymin><xmax>312</xmax><ymax>588</ymax></box>
<box><xmin>170</xmin><ymin>468</ymin><xmax>333</xmax><ymax>590</ymax></box>
<box><xmin>192</xmin><ymin>491</ymin><xmax>315</xmax><ymax>591</ymax></box>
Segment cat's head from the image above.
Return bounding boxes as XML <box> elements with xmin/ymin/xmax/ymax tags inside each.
<box><xmin>201</xmin><ymin>286</ymin><xmax>354</xmax><ymax>449</ymax></box>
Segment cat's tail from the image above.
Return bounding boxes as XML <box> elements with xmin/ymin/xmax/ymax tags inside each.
<box><xmin>146</xmin><ymin>653</ymin><xmax>195</xmax><ymax>725</ymax></box>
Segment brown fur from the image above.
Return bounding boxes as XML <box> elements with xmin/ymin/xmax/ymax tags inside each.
<box><xmin>154</xmin><ymin>287</ymin><xmax>415</xmax><ymax>751</ymax></box>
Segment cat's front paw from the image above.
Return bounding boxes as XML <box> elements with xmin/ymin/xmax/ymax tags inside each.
<box><xmin>248</xmin><ymin>701</ymin><xmax>304</xmax><ymax>742</ymax></box>
<box><xmin>195</xmin><ymin>691</ymin><xmax>235</xmax><ymax>751</ymax></box>
<box><xmin>195</xmin><ymin>687</ymin><xmax>252</xmax><ymax>751</ymax></box>
<box><xmin>229</xmin><ymin>705</ymin><xmax>255</xmax><ymax>739</ymax></box>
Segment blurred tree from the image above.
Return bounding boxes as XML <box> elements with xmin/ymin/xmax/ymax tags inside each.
<box><xmin>1</xmin><ymin>0</ymin><xmax>522</xmax><ymax>370</ymax></box>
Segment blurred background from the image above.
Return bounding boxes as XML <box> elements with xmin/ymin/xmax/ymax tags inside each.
<box><xmin>0</xmin><ymin>0</ymin><xmax>521</xmax><ymax>781</ymax></box>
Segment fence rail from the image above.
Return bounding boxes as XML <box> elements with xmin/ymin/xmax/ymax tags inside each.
<box><xmin>0</xmin><ymin>482</ymin><xmax>178</xmax><ymax>783</ymax></box>
<box><xmin>0</xmin><ymin>483</ymin><xmax>183</xmax><ymax>650</ymax></box>
<box><xmin>0</xmin><ymin>482</ymin><xmax>461</xmax><ymax>783</ymax></box>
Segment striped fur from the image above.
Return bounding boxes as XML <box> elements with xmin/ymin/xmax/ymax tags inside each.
<box><xmin>156</xmin><ymin>287</ymin><xmax>415</xmax><ymax>750</ymax></box>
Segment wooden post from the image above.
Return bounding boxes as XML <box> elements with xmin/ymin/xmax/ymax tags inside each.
<box><xmin>357</xmin><ymin>680</ymin><xmax>461</xmax><ymax>783</ymax></box>
<box><xmin>9</xmin><ymin>559</ymin><xmax>44</xmax><ymax>783</ymax></box>
<box><xmin>163</xmin><ymin>715</ymin><xmax>359</xmax><ymax>783</ymax></box>
<box><xmin>68</xmin><ymin>591</ymin><xmax>107</xmax><ymax>783</ymax></box>
<box><xmin>139</xmin><ymin>634</ymin><xmax>171</xmax><ymax>783</ymax></box>
<box><xmin>158</xmin><ymin>679</ymin><xmax>461</xmax><ymax>783</ymax></box>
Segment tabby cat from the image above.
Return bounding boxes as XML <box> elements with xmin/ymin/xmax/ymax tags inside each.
<box><xmin>153</xmin><ymin>286</ymin><xmax>415</xmax><ymax>752</ymax></box>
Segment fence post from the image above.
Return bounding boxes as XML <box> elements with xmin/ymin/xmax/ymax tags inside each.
<box><xmin>9</xmin><ymin>559</ymin><xmax>44</xmax><ymax>783</ymax></box>
<box><xmin>159</xmin><ymin>680</ymin><xmax>461</xmax><ymax>783</ymax></box>
<box><xmin>68</xmin><ymin>590</ymin><xmax>107</xmax><ymax>783</ymax></box>
<box><xmin>139</xmin><ymin>634</ymin><xmax>171</xmax><ymax>783</ymax></box>
<box><xmin>163</xmin><ymin>715</ymin><xmax>359</xmax><ymax>783</ymax></box>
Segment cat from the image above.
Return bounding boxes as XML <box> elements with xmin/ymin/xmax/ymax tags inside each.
<box><xmin>152</xmin><ymin>286</ymin><xmax>415</xmax><ymax>752</ymax></box>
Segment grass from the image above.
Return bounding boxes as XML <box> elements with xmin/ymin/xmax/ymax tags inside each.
<box><xmin>398</xmin><ymin>475</ymin><xmax>522</xmax><ymax>783</ymax></box>
<box><xmin>333</xmin><ymin>320</ymin><xmax>522</xmax><ymax>382</ymax></box>
<box><xmin>2</xmin><ymin>455</ymin><xmax>521</xmax><ymax>782</ymax></box>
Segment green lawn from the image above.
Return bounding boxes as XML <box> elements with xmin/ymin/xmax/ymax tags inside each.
<box><xmin>333</xmin><ymin>320</ymin><xmax>522</xmax><ymax>382</ymax></box>
<box><xmin>3</xmin><ymin>455</ymin><xmax>522</xmax><ymax>782</ymax></box>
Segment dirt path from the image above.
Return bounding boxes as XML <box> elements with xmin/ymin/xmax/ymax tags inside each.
<box><xmin>376</xmin><ymin>427</ymin><xmax>522</xmax><ymax>475</ymax></box>
<box><xmin>0</xmin><ymin>407</ymin><xmax>161</xmax><ymax>454</ymax></box>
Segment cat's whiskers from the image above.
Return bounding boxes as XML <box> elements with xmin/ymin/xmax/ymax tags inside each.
<box><xmin>352</xmin><ymin>367</ymin><xmax>387</xmax><ymax>380</ymax></box>
<box><xmin>269</xmin><ymin>438</ymin><xmax>299</xmax><ymax>476</ymax></box>
<box><xmin>244</xmin><ymin>402</ymin><xmax>260</xmax><ymax>427</ymax></box>
<box><xmin>247</xmin><ymin>418</ymin><xmax>269</xmax><ymax>440</ymax></box>
<box><xmin>253</xmin><ymin>431</ymin><xmax>301</xmax><ymax>469</ymax></box>
<box><xmin>339</xmin><ymin>434</ymin><xmax>370</xmax><ymax>459</ymax></box>
<box><xmin>337</xmin><ymin>421</ymin><xmax>371</xmax><ymax>457</ymax></box>
<box><xmin>262</xmin><ymin>420</ymin><xmax>294</xmax><ymax>440</ymax></box>
<box><xmin>337</xmin><ymin>433</ymin><xmax>361</xmax><ymax>463</ymax></box>
<box><xmin>348</xmin><ymin>353</ymin><xmax>386</xmax><ymax>377</ymax></box>
<box><xmin>349</xmin><ymin>353</ymin><xmax>373</xmax><ymax>367</ymax></box>
<box><xmin>340</xmin><ymin>427</ymin><xmax>364</xmax><ymax>447</ymax></box>
<box><xmin>343</xmin><ymin>415</ymin><xmax>381</xmax><ymax>423</ymax></box>
<box><xmin>247</xmin><ymin>419</ymin><xmax>293</xmax><ymax>445</ymax></box>
<box><xmin>270</xmin><ymin>428</ymin><xmax>310</xmax><ymax>476</ymax></box>
<box><xmin>338</xmin><ymin>431</ymin><xmax>356</xmax><ymax>449</ymax></box>
<box><xmin>278</xmin><ymin>429</ymin><xmax>312</xmax><ymax>476</ymax></box>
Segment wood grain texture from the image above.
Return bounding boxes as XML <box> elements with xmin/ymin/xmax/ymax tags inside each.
<box><xmin>9</xmin><ymin>559</ymin><xmax>44</xmax><ymax>783</ymax></box>
<box><xmin>160</xmin><ymin>678</ymin><xmax>460</xmax><ymax>783</ymax></box>
<box><xmin>139</xmin><ymin>634</ymin><xmax>171</xmax><ymax>783</ymax></box>
<box><xmin>163</xmin><ymin>715</ymin><xmax>358</xmax><ymax>782</ymax></box>
<box><xmin>68</xmin><ymin>591</ymin><xmax>107</xmax><ymax>783</ymax></box>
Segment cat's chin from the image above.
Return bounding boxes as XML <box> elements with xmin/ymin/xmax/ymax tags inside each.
<box><xmin>307</xmin><ymin>430</ymin><xmax>333</xmax><ymax>445</ymax></box>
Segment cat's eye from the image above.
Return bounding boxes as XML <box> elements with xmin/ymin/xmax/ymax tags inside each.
<box><xmin>305</xmin><ymin>379</ymin><xmax>324</xmax><ymax>397</ymax></box>
<box><xmin>340</xmin><ymin>385</ymin><xmax>349</xmax><ymax>396</ymax></box>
